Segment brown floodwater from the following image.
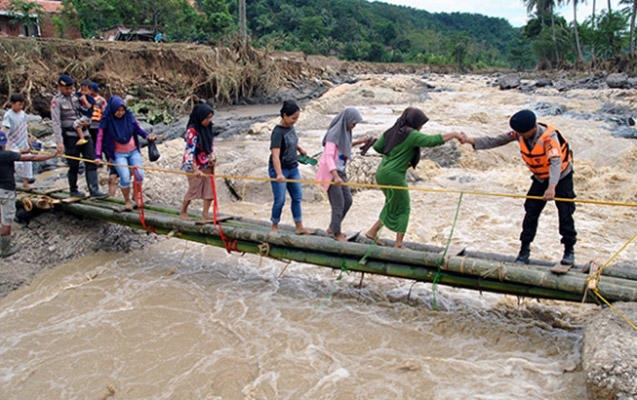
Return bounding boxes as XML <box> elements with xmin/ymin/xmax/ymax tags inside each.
<box><xmin>1</xmin><ymin>73</ymin><xmax>635</xmax><ymax>399</ymax></box>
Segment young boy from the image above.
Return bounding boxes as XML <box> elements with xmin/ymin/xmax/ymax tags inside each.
<box><xmin>0</xmin><ymin>131</ymin><xmax>58</xmax><ymax>257</ymax></box>
<box><xmin>1</xmin><ymin>93</ymin><xmax>34</xmax><ymax>189</ymax></box>
<box><xmin>74</xmin><ymin>80</ymin><xmax>96</xmax><ymax>146</ymax></box>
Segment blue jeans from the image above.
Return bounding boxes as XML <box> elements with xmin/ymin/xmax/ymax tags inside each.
<box><xmin>114</xmin><ymin>149</ymin><xmax>144</xmax><ymax>188</ymax></box>
<box><xmin>269</xmin><ymin>165</ymin><xmax>303</xmax><ymax>224</ymax></box>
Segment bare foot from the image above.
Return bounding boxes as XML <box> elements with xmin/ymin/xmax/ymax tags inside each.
<box><xmin>179</xmin><ymin>213</ymin><xmax>191</xmax><ymax>221</ymax></box>
<box><xmin>123</xmin><ymin>202</ymin><xmax>134</xmax><ymax>211</ymax></box>
<box><xmin>327</xmin><ymin>228</ymin><xmax>333</xmax><ymax>235</ymax></box>
<box><xmin>334</xmin><ymin>233</ymin><xmax>347</xmax><ymax>242</ymax></box>
<box><xmin>295</xmin><ymin>229</ymin><xmax>314</xmax><ymax>235</ymax></box>
<box><xmin>365</xmin><ymin>231</ymin><xmax>384</xmax><ymax>245</ymax></box>
<box><xmin>271</xmin><ymin>224</ymin><xmax>279</xmax><ymax>233</ymax></box>
<box><xmin>394</xmin><ymin>243</ymin><xmax>409</xmax><ymax>250</ymax></box>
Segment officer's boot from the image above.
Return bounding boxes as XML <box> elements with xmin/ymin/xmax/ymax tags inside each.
<box><xmin>0</xmin><ymin>236</ymin><xmax>19</xmax><ymax>258</ymax></box>
<box><xmin>87</xmin><ymin>169</ymin><xmax>108</xmax><ymax>199</ymax></box>
<box><xmin>68</xmin><ymin>168</ymin><xmax>85</xmax><ymax>198</ymax></box>
<box><xmin>561</xmin><ymin>244</ymin><xmax>575</xmax><ymax>265</ymax></box>
<box><xmin>515</xmin><ymin>242</ymin><xmax>531</xmax><ymax>264</ymax></box>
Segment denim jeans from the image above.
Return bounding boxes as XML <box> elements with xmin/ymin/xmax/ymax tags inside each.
<box><xmin>269</xmin><ymin>165</ymin><xmax>303</xmax><ymax>224</ymax></box>
<box><xmin>114</xmin><ymin>149</ymin><xmax>144</xmax><ymax>188</ymax></box>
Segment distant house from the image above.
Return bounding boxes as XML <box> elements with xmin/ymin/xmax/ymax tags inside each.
<box><xmin>103</xmin><ymin>26</ymin><xmax>155</xmax><ymax>42</ymax></box>
<box><xmin>0</xmin><ymin>0</ymin><xmax>80</xmax><ymax>39</ymax></box>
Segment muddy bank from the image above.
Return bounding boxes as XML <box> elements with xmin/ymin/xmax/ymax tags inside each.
<box><xmin>0</xmin><ymin>37</ymin><xmax>432</xmax><ymax>121</ymax></box>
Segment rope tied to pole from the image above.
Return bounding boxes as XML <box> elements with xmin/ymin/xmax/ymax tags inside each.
<box><xmin>132</xmin><ymin>166</ymin><xmax>156</xmax><ymax>234</ymax></box>
<box><xmin>432</xmin><ymin>192</ymin><xmax>464</xmax><ymax>309</ymax></box>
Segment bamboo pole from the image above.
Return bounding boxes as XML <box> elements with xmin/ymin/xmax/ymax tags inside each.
<box><xmin>54</xmin><ymin>200</ymin><xmax>637</xmax><ymax>303</ymax></box>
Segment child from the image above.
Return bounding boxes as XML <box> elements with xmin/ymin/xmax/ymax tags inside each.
<box><xmin>74</xmin><ymin>80</ymin><xmax>95</xmax><ymax>146</ymax></box>
<box><xmin>0</xmin><ymin>131</ymin><xmax>58</xmax><ymax>257</ymax></box>
<box><xmin>1</xmin><ymin>93</ymin><xmax>34</xmax><ymax>189</ymax></box>
<box><xmin>180</xmin><ymin>103</ymin><xmax>216</xmax><ymax>222</ymax></box>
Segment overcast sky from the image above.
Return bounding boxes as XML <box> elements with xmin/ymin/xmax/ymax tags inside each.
<box><xmin>374</xmin><ymin>0</ymin><xmax>623</xmax><ymax>27</ymax></box>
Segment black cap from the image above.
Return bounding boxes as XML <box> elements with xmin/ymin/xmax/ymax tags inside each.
<box><xmin>509</xmin><ymin>109</ymin><xmax>536</xmax><ymax>133</ymax></box>
<box><xmin>58</xmin><ymin>74</ymin><xmax>74</xmax><ymax>87</ymax></box>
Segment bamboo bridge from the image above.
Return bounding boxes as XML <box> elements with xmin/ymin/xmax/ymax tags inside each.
<box><xmin>15</xmin><ymin>187</ymin><xmax>637</xmax><ymax>305</ymax></box>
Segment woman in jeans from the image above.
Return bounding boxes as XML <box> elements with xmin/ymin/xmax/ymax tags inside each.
<box><xmin>95</xmin><ymin>96</ymin><xmax>156</xmax><ymax>211</ymax></box>
<box><xmin>268</xmin><ymin>100</ymin><xmax>312</xmax><ymax>234</ymax></box>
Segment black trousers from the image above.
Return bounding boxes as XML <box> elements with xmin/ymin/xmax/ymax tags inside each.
<box><xmin>520</xmin><ymin>171</ymin><xmax>577</xmax><ymax>247</ymax></box>
<box><xmin>63</xmin><ymin>134</ymin><xmax>97</xmax><ymax>192</ymax></box>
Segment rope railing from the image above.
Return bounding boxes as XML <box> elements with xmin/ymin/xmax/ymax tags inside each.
<box><xmin>50</xmin><ymin>151</ymin><xmax>637</xmax><ymax>208</ymax></box>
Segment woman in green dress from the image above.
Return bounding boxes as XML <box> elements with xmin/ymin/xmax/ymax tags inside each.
<box><xmin>365</xmin><ymin>107</ymin><xmax>465</xmax><ymax>248</ymax></box>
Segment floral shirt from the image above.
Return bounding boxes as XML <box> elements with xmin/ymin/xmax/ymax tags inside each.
<box><xmin>181</xmin><ymin>126</ymin><xmax>213</xmax><ymax>172</ymax></box>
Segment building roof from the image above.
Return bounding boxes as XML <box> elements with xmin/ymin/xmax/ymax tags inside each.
<box><xmin>0</xmin><ymin>0</ymin><xmax>63</xmax><ymax>14</ymax></box>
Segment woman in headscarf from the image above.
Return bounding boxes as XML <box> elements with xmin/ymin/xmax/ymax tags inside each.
<box><xmin>365</xmin><ymin>107</ymin><xmax>465</xmax><ymax>248</ymax></box>
<box><xmin>316</xmin><ymin>107</ymin><xmax>366</xmax><ymax>242</ymax></box>
<box><xmin>95</xmin><ymin>96</ymin><xmax>156</xmax><ymax>212</ymax></box>
<box><xmin>180</xmin><ymin>103</ymin><xmax>216</xmax><ymax>222</ymax></box>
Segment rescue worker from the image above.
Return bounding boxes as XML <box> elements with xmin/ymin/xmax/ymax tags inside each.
<box><xmin>463</xmin><ymin>109</ymin><xmax>576</xmax><ymax>266</ymax></box>
<box><xmin>51</xmin><ymin>74</ymin><xmax>107</xmax><ymax>198</ymax></box>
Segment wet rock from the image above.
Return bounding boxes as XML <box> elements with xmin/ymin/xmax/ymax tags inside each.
<box><xmin>535</xmin><ymin>78</ymin><xmax>553</xmax><ymax>88</ymax></box>
<box><xmin>583</xmin><ymin>302</ymin><xmax>637</xmax><ymax>400</ymax></box>
<box><xmin>554</xmin><ymin>79</ymin><xmax>575</xmax><ymax>92</ymax></box>
<box><xmin>498</xmin><ymin>74</ymin><xmax>520</xmax><ymax>90</ymax></box>
<box><xmin>531</xmin><ymin>102</ymin><xmax>567</xmax><ymax>116</ymax></box>
<box><xmin>606</xmin><ymin>73</ymin><xmax>630</xmax><ymax>89</ymax></box>
<box><xmin>347</xmin><ymin>155</ymin><xmax>381</xmax><ymax>192</ymax></box>
<box><xmin>421</xmin><ymin>141</ymin><xmax>462</xmax><ymax>168</ymax></box>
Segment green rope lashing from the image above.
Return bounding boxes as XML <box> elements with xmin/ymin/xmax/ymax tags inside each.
<box><xmin>432</xmin><ymin>192</ymin><xmax>464</xmax><ymax>309</ymax></box>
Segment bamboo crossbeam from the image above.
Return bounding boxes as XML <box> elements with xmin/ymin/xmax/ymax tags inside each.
<box><xmin>52</xmin><ymin>199</ymin><xmax>637</xmax><ymax>304</ymax></box>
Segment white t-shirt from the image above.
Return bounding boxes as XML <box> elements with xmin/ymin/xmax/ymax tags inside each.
<box><xmin>2</xmin><ymin>109</ymin><xmax>28</xmax><ymax>149</ymax></box>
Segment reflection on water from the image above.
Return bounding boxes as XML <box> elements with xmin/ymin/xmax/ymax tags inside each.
<box><xmin>0</xmin><ymin>240</ymin><xmax>589</xmax><ymax>399</ymax></box>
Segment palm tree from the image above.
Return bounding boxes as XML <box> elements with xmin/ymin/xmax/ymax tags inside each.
<box><xmin>524</xmin><ymin>0</ymin><xmax>564</xmax><ymax>63</ymax></box>
<box><xmin>566</xmin><ymin>0</ymin><xmax>584</xmax><ymax>62</ymax></box>
<box><xmin>591</xmin><ymin>0</ymin><xmax>597</xmax><ymax>65</ymax></box>
<box><xmin>619</xmin><ymin>0</ymin><xmax>637</xmax><ymax>54</ymax></box>
<box><xmin>239</xmin><ymin>0</ymin><xmax>247</xmax><ymax>46</ymax></box>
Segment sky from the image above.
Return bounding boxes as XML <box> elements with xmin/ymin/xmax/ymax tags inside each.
<box><xmin>374</xmin><ymin>0</ymin><xmax>623</xmax><ymax>27</ymax></box>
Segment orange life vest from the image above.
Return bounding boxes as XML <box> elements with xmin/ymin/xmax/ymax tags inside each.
<box><xmin>91</xmin><ymin>96</ymin><xmax>104</xmax><ymax>122</ymax></box>
<box><xmin>518</xmin><ymin>123</ymin><xmax>571</xmax><ymax>179</ymax></box>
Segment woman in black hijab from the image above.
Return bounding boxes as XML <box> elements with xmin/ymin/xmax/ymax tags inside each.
<box><xmin>180</xmin><ymin>103</ymin><xmax>216</xmax><ymax>222</ymax></box>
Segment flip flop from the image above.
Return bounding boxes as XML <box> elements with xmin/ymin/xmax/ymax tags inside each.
<box><xmin>364</xmin><ymin>233</ymin><xmax>384</xmax><ymax>246</ymax></box>
<box><xmin>113</xmin><ymin>205</ymin><xmax>133</xmax><ymax>213</ymax></box>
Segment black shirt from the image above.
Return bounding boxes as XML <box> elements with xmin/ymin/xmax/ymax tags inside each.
<box><xmin>0</xmin><ymin>150</ymin><xmax>21</xmax><ymax>191</ymax></box>
<box><xmin>269</xmin><ymin>125</ymin><xmax>299</xmax><ymax>169</ymax></box>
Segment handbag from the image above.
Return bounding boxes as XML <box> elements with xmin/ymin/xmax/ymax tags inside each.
<box><xmin>148</xmin><ymin>140</ymin><xmax>160</xmax><ymax>162</ymax></box>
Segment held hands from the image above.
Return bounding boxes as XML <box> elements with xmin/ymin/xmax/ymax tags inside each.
<box><xmin>543</xmin><ymin>186</ymin><xmax>556</xmax><ymax>201</ymax></box>
<box><xmin>453</xmin><ymin>132</ymin><xmax>475</xmax><ymax>145</ymax></box>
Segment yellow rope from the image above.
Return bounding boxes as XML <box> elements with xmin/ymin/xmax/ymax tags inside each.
<box><xmin>591</xmin><ymin>288</ymin><xmax>637</xmax><ymax>331</ymax></box>
<box><xmin>587</xmin><ymin>233</ymin><xmax>637</xmax><ymax>282</ymax></box>
<box><xmin>49</xmin><ymin>151</ymin><xmax>637</xmax><ymax>208</ymax></box>
<box><xmin>38</xmin><ymin>151</ymin><xmax>637</xmax><ymax>328</ymax></box>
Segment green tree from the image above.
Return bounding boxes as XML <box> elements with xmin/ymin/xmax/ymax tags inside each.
<box><xmin>7</xmin><ymin>0</ymin><xmax>43</xmax><ymax>36</ymax></box>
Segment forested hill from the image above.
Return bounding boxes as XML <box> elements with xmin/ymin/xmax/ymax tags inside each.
<box><xmin>243</xmin><ymin>0</ymin><xmax>519</xmax><ymax>67</ymax></box>
<box><xmin>67</xmin><ymin>0</ymin><xmax>521</xmax><ymax>68</ymax></box>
